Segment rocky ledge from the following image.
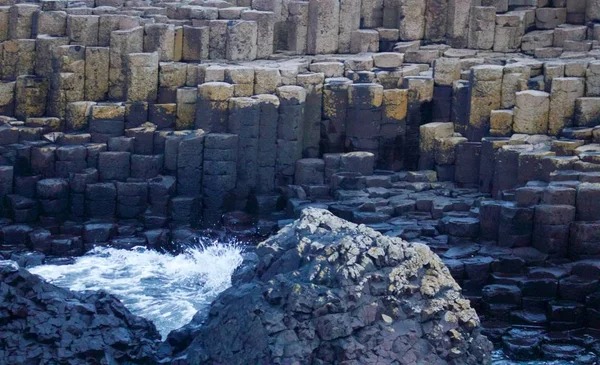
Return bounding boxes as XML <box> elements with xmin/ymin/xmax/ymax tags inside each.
<box><xmin>0</xmin><ymin>259</ymin><xmax>161</xmax><ymax>365</ymax></box>
<box><xmin>162</xmin><ymin>208</ymin><xmax>492</xmax><ymax>364</ymax></box>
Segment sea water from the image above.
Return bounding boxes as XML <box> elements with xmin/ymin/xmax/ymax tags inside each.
<box><xmin>30</xmin><ymin>242</ymin><xmax>244</xmax><ymax>338</ymax></box>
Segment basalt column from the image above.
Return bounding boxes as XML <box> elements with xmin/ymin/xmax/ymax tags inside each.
<box><xmin>34</xmin><ymin>35</ymin><xmax>69</xmax><ymax>78</ymax></box>
<box><xmin>501</xmin><ymin>63</ymin><xmax>531</xmax><ymax>109</ymax></box>
<box><xmin>452</xmin><ymin>80</ymin><xmax>470</xmax><ymax>136</ymax></box>
<box><xmin>0</xmin><ymin>81</ymin><xmax>15</xmax><ymax>117</ymax></box>
<box><xmin>297</xmin><ymin>73</ymin><xmax>323</xmax><ymax>158</ymax></box>
<box><xmin>346</xmin><ymin>83</ymin><xmax>384</xmax><ymax>160</ymax></box>
<box><xmin>228</xmin><ymin>97</ymin><xmax>260</xmax><ymax>205</ymax></box>
<box><xmin>47</xmin><ymin>45</ymin><xmax>86</xmax><ymax>119</ymax></box>
<box><xmin>398</xmin><ymin>0</ymin><xmax>425</xmax><ymax>40</ymax></box>
<box><xmin>143</xmin><ymin>23</ymin><xmax>175</xmax><ymax>62</ymax></box>
<box><xmin>37</xmin><ymin>178</ymin><xmax>69</xmax><ymax>221</ymax></box>
<box><xmin>176</xmin><ymin>130</ymin><xmax>205</xmax><ymax>198</ymax></box>
<box><xmin>425</xmin><ymin>0</ymin><xmax>448</xmax><ymax>42</ymax></box>
<box><xmin>116</xmin><ymin>181</ymin><xmax>148</xmax><ymax>219</ymax></box>
<box><xmin>379</xmin><ymin>89</ymin><xmax>407</xmax><ymax>171</ymax></box>
<box><xmin>418</xmin><ymin>122</ymin><xmax>454</xmax><ymax>171</ymax></box>
<box><xmin>402</xmin><ymin>76</ymin><xmax>434</xmax><ymax>170</ymax></box>
<box><xmin>433</xmin><ymin>58</ymin><xmax>461</xmax><ymax>123</ymax></box>
<box><xmin>89</xmin><ymin>103</ymin><xmax>125</xmax><ymax>143</ymax></box>
<box><xmin>85</xmin><ymin>47</ymin><xmax>109</xmax><ymax>102</ymax></box>
<box><xmin>125</xmin><ymin>52</ymin><xmax>159</xmax><ymax>104</ymax></box>
<box><xmin>479</xmin><ymin>137</ymin><xmax>509</xmax><ymax>194</ymax></box>
<box><xmin>15</xmin><ymin>75</ymin><xmax>49</xmax><ymax>121</ymax></box>
<box><xmin>1</xmin><ymin>39</ymin><xmax>36</xmax><ymax>81</ymax></box>
<box><xmin>322</xmin><ymin>77</ymin><xmax>352</xmax><ymax>154</ymax></box>
<box><xmin>55</xmin><ymin>145</ymin><xmax>87</xmax><ymax>178</ymax></box>
<box><xmin>176</xmin><ymin>87</ymin><xmax>197</xmax><ymax>130</ymax></box>
<box><xmin>255</xmin><ymin>94</ymin><xmax>279</xmax><ymax>193</ymax></box>
<box><xmin>447</xmin><ymin>0</ymin><xmax>473</xmax><ymax>47</ymax></box>
<box><xmin>241</xmin><ymin>10</ymin><xmax>275</xmax><ymax>60</ymax></box>
<box><xmin>69</xmin><ymin>168</ymin><xmax>97</xmax><ymax>217</ymax></box>
<box><xmin>158</xmin><ymin>62</ymin><xmax>187</xmax><ymax>104</ymax></box>
<box><xmin>67</xmin><ymin>14</ymin><xmax>99</xmax><ymax>47</ymax></box>
<box><xmin>548</xmin><ymin>77</ymin><xmax>585</xmax><ymax>136</ymax></box>
<box><xmin>455</xmin><ymin>142</ymin><xmax>481</xmax><ymax>188</ymax></box>
<box><xmin>109</xmin><ymin>27</ymin><xmax>143</xmax><ymax>100</ymax></box>
<box><xmin>195</xmin><ymin>82</ymin><xmax>234</xmax><ymax>133</ymax></box>
<box><xmin>307</xmin><ymin>0</ymin><xmax>339</xmax><ymax>54</ymax></box>
<box><xmin>202</xmin><ymin>133</ymin><xmax>238</xmax><ymax>227</ymax></box>
<box><xmin>468</xmin><ymin>6</ymin><xmax>495</xmax><ymax>50</ymax></box>
<box><xmin>492</xmin><ymin>144</ymin><xmax>532</xmax><ymax>198</ymax></box>
<box><xmin>467</xmin><ymin>65</ymin><xmax>503</xmax><ymax>141</ymax></box>
<box><xmin>8</xmin><ymin>4</ymin><xmax>38</xmax><ymax>40</ymax></box>
<box><xmin>338</xmin><ymin>0</ymin><xmax>360</xmax><ymax>53</ymax></box>
<box><xmin>226</xmin><ymin>21</ymin><xmax>258</xmax><ymax>61</ymax></box>
<box><xmin>182</xmin><ymin>25</ymin><xmax>209</xmax><ymax>62</ymax></box>
<box><xmin>276</xmin><ymin>86</ymin><xmax>305</xmax><ymax>186</ymax></box>
<box><xmin>287</xmin><ymin>1</ymin><xmax>309</xmax><ymax>54</ymax></box>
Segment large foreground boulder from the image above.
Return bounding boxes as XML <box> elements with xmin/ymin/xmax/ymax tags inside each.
<box><xmin>0</xmin><ymin>260</ymin><xmax>161</xmax><ymax>364</ymax></box>
<box><xmin>175</xmin><ymin>208</ymin><xmax>493</xmax><ymax>364</ymax></box>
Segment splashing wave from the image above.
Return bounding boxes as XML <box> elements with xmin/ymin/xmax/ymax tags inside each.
<box><xmin>30</xmin><ymin>242</ymin><xmax>244</xmax><ymax>338</ymax></box>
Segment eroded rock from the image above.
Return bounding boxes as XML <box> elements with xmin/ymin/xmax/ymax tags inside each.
<box><xmin>168</xmin><ymin>208</ymin><xmax>493</xmax><ymax>364</ymax></box>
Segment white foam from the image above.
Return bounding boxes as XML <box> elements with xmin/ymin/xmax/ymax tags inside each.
<box><xmin>30</xmin><ymin>241</ymin><xmax>244</xmax><ymax>338</ymax></box>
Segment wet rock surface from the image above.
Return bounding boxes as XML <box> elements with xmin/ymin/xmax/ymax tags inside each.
<box><xmin>0</xmin><ymin>259</ymin><xmax>161</xmax><ymax>365</ymax></box>
<box><xmin>163</xmin><ymin>208</ymin><xmax>492</xmax><ymax>364</ymax></box>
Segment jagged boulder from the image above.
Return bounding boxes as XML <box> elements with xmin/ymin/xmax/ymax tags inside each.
<box><xmin>174</xmin><ymin>208</ymin><xmax>492</xmax><ymax>364</ymax></box>
<box><xmin>0</xmin><ymin>260</ymin><xmax>161</xmax><ymax>365</ymax></box>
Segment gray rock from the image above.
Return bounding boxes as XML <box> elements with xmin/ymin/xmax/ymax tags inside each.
<box><xmin>0</xmin><ymin>260</ymin><xmax>161</xmax><ymax>364</ymax></box>
<box><xmin>170</xmin><ymin>208</ymin><xmax>492</xmax><ymax>364</ymax></box>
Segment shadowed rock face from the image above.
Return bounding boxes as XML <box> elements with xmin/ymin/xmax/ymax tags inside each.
<box><xmin>0</xmin><ymin>260</ymin><xmax>161</xmax><ymax>365</ymax></box>
<box><xmin>178</xmin><ymin>208</ymin><xmax>493</xmax><ymax>364</ymax></box>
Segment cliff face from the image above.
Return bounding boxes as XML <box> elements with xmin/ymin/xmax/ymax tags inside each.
<box><xmin>0</xmin><ymin>260</ymin><xmax>162</xmax><ymax>365</ymax></box>
<box><xmin>178</xmin><ymin>208</ymin><xmax>492</xmax><ymax>364</ymax></box>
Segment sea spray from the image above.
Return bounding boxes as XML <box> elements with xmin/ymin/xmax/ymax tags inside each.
<box><xmin>30</xmin><ymin>241</ymin><xmax>244</xmax><ymax>338</ymax></box>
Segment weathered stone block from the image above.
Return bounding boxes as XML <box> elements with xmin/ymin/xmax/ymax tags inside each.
<box><xmin>513</xmin><ymin>90</ymin><xmax>550</xmax><ymax>134</ymax></box>
<box><xmin>98</xmin><ymin>151</ymin><xmax>130</xmax><ymax>181</ymax></box>
<box><xmin>295</xmin><ymin>158</ymin><xmax>325</xmax><ymax>185</ymax></box>
<box><xmin>307</xmin><ymin>0</ymin><xmax>339</xmax><ymax>54</ymax></box>
<box><xmin>468</xmin><ymin>6</ymin><xmax>495</xmax><ymax>50</ymax></box>
<box><xmin>549</xmin><ymin>77</ymin><xmax>585</xmax><ymax>135</ymax></box>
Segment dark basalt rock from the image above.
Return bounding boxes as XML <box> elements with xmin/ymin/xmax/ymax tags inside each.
<box><xmin>0</xmin><ymin>260</ymin><xmax>161</xmax><ymax>365</ymax></box>
<box><xmin>166</xmin><ymin>208</ymin><xmax>492</xmax><ymax>364</ymax></box>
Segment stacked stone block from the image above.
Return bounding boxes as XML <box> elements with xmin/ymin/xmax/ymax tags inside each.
<box><xmin>346</xmin><ymin>83</ymin><xmax>384</xmax><ymax>160</ymax></box>
<box><xmin>322</xmin><ymin>78</ymin><xmax>351</xmax><ymax>154</ymax></box>
<box><xmin>202</xmin><ymin>133</ymin><xmax>238</xmax><ymax>227</ymax></box>
<box><xmin>228</xmin><ymin>97</ymin><xmax>259</xmax><ymax>201</ymax></box>
<box><xmin>89</xmin><ymin>103</ymin><xmax>125</xmax><ymax>143</ymax></box>
<box><xmin>176</xmin><ymin>130</ymin><xmax>205</xmax><ymax>197</ymax></box>
<box><xmin>468</xmin><ymin>65</ymin><xmax>503</xmax><ymax>141</ymax></box>
<box><xmin>379</xmin><ymin>89</ymin><xmax>407</xmax><ymax>171</ymax></box>
<box><xmin>116</xmin><ymin>181</ymin><xmax>148</xmax><ymax>219</ymax></box>
<box><xmin>255</xmin><ymin>94</ymin><xmax>279</xmax><ymax>193</ymax></box>
<box><xmin>276</xmin><ymin>85</ymin><xmax>305</xmax><ymax>185</ymax></box>
<box><xmin>85</xmin><ymin>182</ymin><xmax>116</xmax><ymax>218</ymax></box>
<box><xmin>195</xmin><ymin>82</ymin><xmax>233</xmax><ymax>133</ymax></box>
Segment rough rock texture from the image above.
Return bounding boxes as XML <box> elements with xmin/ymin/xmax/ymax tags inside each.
<box><xmin>0</xmin><ymin>260</ymin><xmax>161</xmax><ymax>365</ymax></box>
<box><xmin>175</xmin><ymin>208</ymin><xmax>492</xmax><ymax>364</ymax></box>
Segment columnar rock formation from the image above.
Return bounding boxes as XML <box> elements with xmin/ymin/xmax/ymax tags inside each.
<box><xmin>1</xmin><ymin>0</ymin><xmax>600</xmax><ymax>361</ymax></box>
